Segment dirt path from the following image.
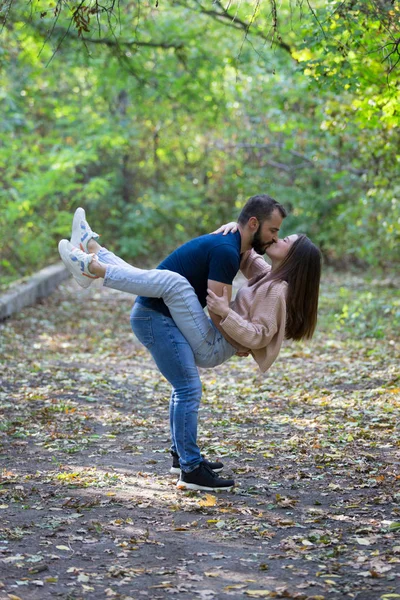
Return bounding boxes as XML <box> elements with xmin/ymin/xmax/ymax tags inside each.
<box><xmin>1</xmin><ymin>274</ymin><xmax>399</xmax><ymax>600</ymax></box>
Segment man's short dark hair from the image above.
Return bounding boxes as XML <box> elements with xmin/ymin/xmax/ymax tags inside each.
<box><xmin>238</xmin><ymin>194</ymin><xmax>287</xmax><ymax>225</ymax></box>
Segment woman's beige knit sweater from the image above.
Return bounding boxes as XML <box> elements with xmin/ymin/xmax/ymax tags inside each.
<box><xmin>219</xmin><ymin>249</ymin><xmax>287</xmax><ymax>373</ymax></box>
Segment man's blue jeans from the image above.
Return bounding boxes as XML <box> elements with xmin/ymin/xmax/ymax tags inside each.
<box><xmin>97</xmin><ymin>247</ymin><xmax>236</xmax><ymax>472</ymax></box>
<box><xmin>131</xmin><ymin>304</ymin><xmax>205</xmax><ymax>472</ymax></box>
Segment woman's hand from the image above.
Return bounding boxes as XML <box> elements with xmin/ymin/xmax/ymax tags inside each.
<box><xmin>206</xmin><ymin>287</ymin><xmax>230</xmax><ymax>318</ymax></box>
<box><xmin>211</xmin><ymin>221</ymin><xmax>238</xmax><ymax>235</ymax></box>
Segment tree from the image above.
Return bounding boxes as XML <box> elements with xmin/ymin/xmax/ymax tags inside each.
<box><xmin>0</xmin><ymin>0</ymin><xmax>399</xmax><ymax>284</ymax></box>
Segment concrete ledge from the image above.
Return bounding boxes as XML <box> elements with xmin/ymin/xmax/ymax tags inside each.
<box><xmin>0</xmin><ymin>262</ymin><xmax>70</xmax><ymax>321</ymax></box>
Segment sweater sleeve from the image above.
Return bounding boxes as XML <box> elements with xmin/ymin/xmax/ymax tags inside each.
<box><xmin>240</xmin><ymin>250</ymin><xmax>271</xmax><ymax>280</ymax></box>
<box><xmin>220</xmin><ymin>288</ymin><xmax>285</xmax><ymax>350</ymax></box>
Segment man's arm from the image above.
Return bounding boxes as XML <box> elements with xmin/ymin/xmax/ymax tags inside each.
<box><xmin>207</xmin><ymin>279</ymin><xmax>249</xmax><ymax>352</ymax></box>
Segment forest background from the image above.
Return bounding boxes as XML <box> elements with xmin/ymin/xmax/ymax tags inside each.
<box><xmin>0</xmin><ymin>0</ymin><xmax>399</xmax><ymax>287</ymax></box>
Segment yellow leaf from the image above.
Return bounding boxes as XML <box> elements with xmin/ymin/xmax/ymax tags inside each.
<box><xmin>224</xmin><ymin>584</ymin><xmax>248</xmax><ymax>591</ymax></box>
<box><xmin>380</xmin><ymin>596</ymin><xmax>400</xmax><ymax>599</ymax></box>
<box><xmin>204</xmin><ymin>571</ymin><xmax>220</xmax><ymax>577</ymax></box>
<box><xmin>199</xmin><ymin>494</ymin><xmax>217</xmax><ymax>507</ymax></box>
<box><xmin>245</xmin><ymin>591</ymin><xmax>272</xmax><ymax>598</ymax></box>
<box><xmin>56</xmin><ymin>545</ymin><xmax>70</xmax><ymax>551</ymax></box>
<box><xmin>8</xmin><ymin>596</ymin><xmax>23</xmax><ymax>600</ymax></box>
<box><xmin>291</xmin><ymin>48</ymin><xmax>313</xmax><ymax>62</ymax></box>
<box><xmin>106</xmin><ymin>492</ymin><xmax>116</xmax><ymax>497</ymax></box>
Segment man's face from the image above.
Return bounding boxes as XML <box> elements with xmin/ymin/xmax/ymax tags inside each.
<box><xmin>251</xmin><ymin>209</ymin><xmax>283</xmax><ymax>255</ymax></box>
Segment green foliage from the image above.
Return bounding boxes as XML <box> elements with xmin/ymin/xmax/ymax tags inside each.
<box><xmin>318</xmin><ymin>272</ymin><xmax>400</xmax><ymax>339</ymax></box>
<box><xmin>0</xmin><ymin>0</ymin><xmax>399</xmax><ymax>285</ymax></box>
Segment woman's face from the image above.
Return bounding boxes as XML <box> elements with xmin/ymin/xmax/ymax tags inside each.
<box><xmin>265</xmin><ymin>234</ymin><xmax>299</xmax><ymax>263</ymax></box>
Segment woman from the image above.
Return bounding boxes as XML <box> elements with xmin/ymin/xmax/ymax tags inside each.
<box><xmin>58</xmin><ymin>214</ymin><xmax>321</xmax><ymax>374</ymax></box>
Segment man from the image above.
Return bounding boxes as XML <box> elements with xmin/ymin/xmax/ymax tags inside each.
<box><xmin>131</xmin><ymin>194</ymin><xmax>286</xmax><ymax>491</ymax></box>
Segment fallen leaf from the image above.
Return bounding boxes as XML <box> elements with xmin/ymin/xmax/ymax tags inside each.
<box><xmin>355</xmin><ymin>537</ymin><xmax>374</xmax><ymax>545</ymax></box>
<box><xmin>195</xmin><ymin>591</ymin><xmax>216</xmax><ymax>599</ymax></box>
<box><xmin>199</xmin><ymin>494</ymin><xmax>217</xmax><ymax>507</ymax></box>
<box><xmin>2</xmin><ymin>555</ymin><xmax>25</xmax><ymax>563</ymax></box>
<box><xmin>224</xmin><ymin>584</ymin><xmax>248</xmax><ymax>591</ymax></box>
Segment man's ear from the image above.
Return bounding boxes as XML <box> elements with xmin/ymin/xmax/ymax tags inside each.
<box><xmin>248</xmin><ymin>216</ymin><xmax>259</xmax><ymax>231</ymax></box>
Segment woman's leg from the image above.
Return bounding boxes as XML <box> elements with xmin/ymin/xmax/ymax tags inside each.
<box><xmin>88</xmin><ymin>255</ymin><xmax>235</xmax><ymax>366</ymax></box>
<box><xmin>87</xmin><ymin>239</ymin><xmax>135</xmax><ymax>270</ymax></box>
<box><xmin>62</xmin><ymin>234</ymin><xmax>236</xmax><ymax>368</ymax></box>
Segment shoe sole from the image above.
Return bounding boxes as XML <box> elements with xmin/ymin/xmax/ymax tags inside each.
<box><xmin>170</xmin><ymin>467</ymin><xmax>222</xmax><ymax>475</ymax></box>
<box><xmin>176</xmin><ymin>482</ymin><xmax>234</xmax><ymax>491</ymax></box>
<box><xmin>71</xmin><ymin>207</ymin><xmax>86</xmax><ymax>250</ymax></box>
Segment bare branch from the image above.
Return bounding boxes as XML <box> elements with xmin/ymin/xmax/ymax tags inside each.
<box><xmin>175</xmin><ymin>0</ymin><xmax>293</xmax><ymax>55</ymax></box>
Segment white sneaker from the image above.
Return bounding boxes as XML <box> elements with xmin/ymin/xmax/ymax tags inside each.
<box><xmin>70</xmin><ymin>208</ymin><xmax>100</xmax><ymax>252</ymax></box>
<box><xmin>58</xmin><ymin>239</ymin><xmax>98</xmax><ymax>289</ymax></box>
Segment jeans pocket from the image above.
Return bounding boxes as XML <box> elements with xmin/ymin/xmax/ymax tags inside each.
<box><xmin>131</xmin><ymin>316</ymin><xmax>155</xmax><ymax>349</ymax></box>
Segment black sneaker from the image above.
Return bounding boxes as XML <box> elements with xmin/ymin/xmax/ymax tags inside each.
<box><xmin>170</xmin><ymin>451</ymin><xmax>223</xmax><ymax>475</ymax></box>
<box><xmin>176</xmin><ymin>462</ymin><xmax>234</xmax><ymax>491</ymax></box>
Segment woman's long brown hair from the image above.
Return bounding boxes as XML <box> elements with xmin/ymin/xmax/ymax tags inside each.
<box><xmin>268</xmin><ymin>235</ymin><xmax>322</xmax><ymax>341</ymax></box>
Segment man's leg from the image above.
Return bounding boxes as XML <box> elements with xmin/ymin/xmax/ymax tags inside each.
<box><xmin>169</xmin><ymin>389</ymin><xmax>178</xmax><ymax>455</ymax></box>
<box><xmin>131</xmin><ymin>304</ymin><xmax>202</xmax><ymax>472</ymax></box>
<box><xmin>130</xmin><ymin>304</ymin><xmax>234</xmax><ymax>491</ymax></box>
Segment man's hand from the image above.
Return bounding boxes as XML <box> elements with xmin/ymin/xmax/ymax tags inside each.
<box><xmin>206</xmin><ymin>286</ymin><xmax>230</xmax><ymax>319</ymax></box>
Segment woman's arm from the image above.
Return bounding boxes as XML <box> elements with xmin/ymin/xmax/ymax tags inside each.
<box><xmin>207</xmin><ymin>285</ymin><xmax>286</xmax><ymax>350</ymax></box>
<box><xmin>211</xmin><ymin>222</ymin><xmax>238</xmax><ymax>235</ymax></box>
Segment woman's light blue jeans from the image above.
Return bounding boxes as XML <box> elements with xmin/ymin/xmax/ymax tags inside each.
<box><xmin>97</xmin><ymin>247</ymin><xmax>236</xmax><ymax>472</ymax></box>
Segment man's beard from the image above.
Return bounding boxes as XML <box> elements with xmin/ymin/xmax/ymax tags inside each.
<box><xmin>252</xmin><ymin>228</ymin><xmax>272</xmax><ymax>255</ymax></box>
